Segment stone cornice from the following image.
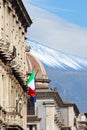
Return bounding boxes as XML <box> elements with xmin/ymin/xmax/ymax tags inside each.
<box><xmin>27</xmin><ymin>115</ymin><xmax>41</xmax><ymax>122</ymax></box>
<box><xmin>4</xmin><ymin>0</ymin><xmax>32</xmax><ymax>30</ymax></box>
<box><xmin>78</xmin><ymin>121</ymin><xmax>87</xmax><ymax>125</ymax></box>
<box><xmin>12</xmin><ymin>0</ymin><xmax>32</xmax><ymax>29</ymax></box>
<box><xmin>43</xmin><ymin>101</ymin><xmax>55</xmax><ymax>107</ymax></box>
<box><xmin>63</xmin><ymin>101</ymin><xmax>80</xmax><ymax>116</ymax></box>
<box><xmin>36</xmin><ymin>78</ymin><xmax>51</xmax><ymax>83</ymax></box>
<box><xmin>37</xmin><ymin>91</ymin><xmax>63</xmax><ymax>106</ymax></box>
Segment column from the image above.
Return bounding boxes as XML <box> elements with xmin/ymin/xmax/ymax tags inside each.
<box><xmin>0</xmin><ymin>70</ymin><xmax>3</xmax><ymax>106</ymax></box>
<box><xmin>0</xmin><ymin>1</ymin><xmax>4</xmax><ymax>40</ymax></box>
<box><xmin>43</xmin><ymin>101</ymin><xmax>55</xmax><ymax>130</ymax></box>
<box><xmin>8</xmin><ymin>76</ymin><xmax>11</xmax><ymax>111</ymax></box>
<box><xmin>2</xmin><ymin>73</ymin><xmax>6</xmax><ymax>109</ymax></box>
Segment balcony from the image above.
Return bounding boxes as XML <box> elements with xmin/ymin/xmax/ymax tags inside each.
<box><xmin>0</xmin><ymin>107</ymin><xmax>6</xmax><ymax>124</ymax></box>
<box><xmin>0</xmin><ymin>105</ymin><xmax>23</xmax><ymax>129</ymax></box>
<box><xmin>6</xmin><ymin>112</ymin><xmax>23</xmax><ymax>127</ymax></box>
<box><xmin>0</xmin><ymin>40</ymin><xmax>12</xmax><ymax>61</ymax></box>
<box><xmin>0</xmin><ymin>39</ymin><xmax>26</xmax><ymax>91</ymax></box>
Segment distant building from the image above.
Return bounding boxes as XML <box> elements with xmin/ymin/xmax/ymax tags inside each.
<box><xmin>0</xmin><ymin>0</ymin><xmax>32</xmax><ymax>129</ymax></box>
<box><xmin>61</xmin><ymin>101</ymin><xmax>80</xmax><ymax>130</ymax></box>
<box><xmin>78</xmin><ymin>113</ymin><xmax>87</xmax><ymax>130</ymax></box>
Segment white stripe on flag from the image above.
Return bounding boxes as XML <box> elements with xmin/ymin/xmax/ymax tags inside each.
<box><xmin>27</xmin><ymin>79</ymin><xmax>35</xmax><ymax>90</ymax></box>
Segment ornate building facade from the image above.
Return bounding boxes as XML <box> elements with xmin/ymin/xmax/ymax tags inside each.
<box><xmin>0</xmin><ymin>0</ymin><xmax>32</xmax><ymax>129</ymax></box>
<box><xmin>61</xmin><ymin>101</ymin><xmax>80</xmax><ymax>130</ymax></box>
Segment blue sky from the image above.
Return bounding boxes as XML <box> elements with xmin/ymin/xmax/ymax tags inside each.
<box><xmin>23</xmin><ymin>0</ymin><xmax>87</xmax><ymax>57</ymax></box>
<box><xmin>29</xmin><ymin>0</ymin><xmax>87</xmax><ymax>28</ymax></box>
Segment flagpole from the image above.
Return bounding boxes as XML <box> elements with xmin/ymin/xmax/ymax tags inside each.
<box><xmin>35</xmin><ymin>69</ymin><xmax>39</xmax><ymax>77</ymax></box>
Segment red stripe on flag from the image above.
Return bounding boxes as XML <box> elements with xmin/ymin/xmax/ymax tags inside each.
<box><xmin>27</xmin><ymin>87</ymin><xmax>36</xmax><ymax>97</ymax></box>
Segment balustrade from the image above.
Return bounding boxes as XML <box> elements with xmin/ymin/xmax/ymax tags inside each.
<box><xmin>6</xmin><ymin>113</ymin><xmax>23</xmax><ymax>127</ymax></box>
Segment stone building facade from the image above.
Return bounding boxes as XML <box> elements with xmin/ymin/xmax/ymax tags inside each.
<box><xmin>0</xmin><ymin>0</ymin><xmax>32</xmax><ymax>129</ymax></box>
<box><xmin>78</xmin><ymin>113</ymin><xmax>87</xmax><ymax>130</ymax></box>
<box><xmin>61</xmin><ymin>101</ymin><xmax>80</xmax><ymax>130</ymax></box>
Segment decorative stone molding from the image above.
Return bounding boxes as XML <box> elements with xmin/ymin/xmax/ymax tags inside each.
<box><xmin>43</xmin><ymin>101</ymin><xmax>55</xmax><ymax>107</ymax></box>
<box><xmin>27</xmin><ymin>115</ymin><xmax>41</xmax><ymax>122</ymax></box>
<box><xmin>11</xmin><ymin>0</ymin><xmax>32</xmax><ymax>29</ymax></box>
<box><xmin>0</xmin><ymin>54</ymin><xmax>26</xmax><ymax>92</ymax></box>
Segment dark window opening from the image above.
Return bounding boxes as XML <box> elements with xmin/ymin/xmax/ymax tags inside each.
<box><xmin>27</xmin><ymin>125</ymin><xmax>37</xmax><ymax>130</ymax></box>
<box><xmin>27</xmin><ymin>98</ymin><xmax>35</xmax><ymax>115</ymax></box>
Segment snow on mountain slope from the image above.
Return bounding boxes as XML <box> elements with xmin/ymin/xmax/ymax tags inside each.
<box><xmin>27</xmin><ymin>39</ymin><xmax>87</xmax><ymax>71</ymax></box>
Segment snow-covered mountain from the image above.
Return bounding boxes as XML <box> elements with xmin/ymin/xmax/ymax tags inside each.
<box><xmin>27</xmin><ymin>39</ymin><xmax>87</xmax><ymax>113</ymax></box>
<box><xmin>27</xmin><ymin>39</ymin><xmax>87</xmax><ymax>71</ymax></box>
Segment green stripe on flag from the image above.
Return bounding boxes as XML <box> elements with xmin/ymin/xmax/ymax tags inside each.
<box><xmin>26</xmin><ymin>70</ymin><xmax>35</xmax><ymax>85</ymax></box>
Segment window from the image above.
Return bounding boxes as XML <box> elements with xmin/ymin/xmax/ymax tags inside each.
<box><xmin>27</xmin><ymin>125</ymin><xmax>37</xmax><ymax>130</ymax></box>
<box><xmin>27</xmin><ymin>98</ymin><xmax>35</xmax><ymax>115</ymax></box>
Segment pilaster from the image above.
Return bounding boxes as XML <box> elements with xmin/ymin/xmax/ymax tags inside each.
<box><xmin>43</xmin><ymin>101</ymin><xmax>55</xmax><ymax>130</ymax></box>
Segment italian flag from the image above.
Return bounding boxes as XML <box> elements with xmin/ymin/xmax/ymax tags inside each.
<box><xmin>26</xmin><ymin>70</ymin><xmax>36</xmax><ymax>97</ymax></box>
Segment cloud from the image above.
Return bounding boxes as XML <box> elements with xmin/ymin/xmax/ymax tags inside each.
<box><xmin>51</xmin><ymin>7</ymin><xmax>74</xmax><ymax>12</ymax></box>
<box><xmin>23</xmin><ymin>1</ymin><xmax>87</xmax><ymax>57</ymax></box>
